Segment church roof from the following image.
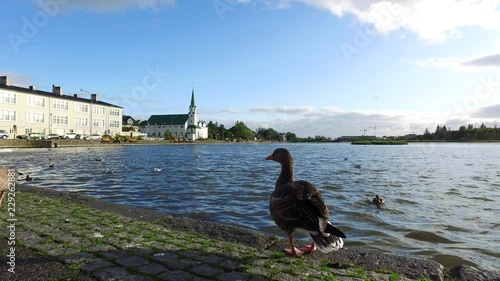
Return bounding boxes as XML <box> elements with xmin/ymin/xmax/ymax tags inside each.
<box><xmin>148</xmin><ymin>114</ymin><xmax>189</xmax><ymax>125</ymax></box>
<box><xmin>190</xmin><ymin>89</ymin><xmax>195</xmax><ymax>107</ymax></box>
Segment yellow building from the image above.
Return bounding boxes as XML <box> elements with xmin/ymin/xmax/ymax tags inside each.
<box><xmin>0</xmin><ymin>76</ymin><xmax>122</xmax><ymax>138</ymax></box>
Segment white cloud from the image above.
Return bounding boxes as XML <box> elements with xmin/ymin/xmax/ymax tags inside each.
<box><xmin>249</xmin><ymin>0</ymin><xmax>500</xmax><ymax>44</ymax></box>
<box><xmin>401</xmin><ymin>53</ymin><xmax>500</xmax><ymax>71</ymax></box>
<box><xmin>53</xmin><ymin>0</ymin><xmax>175</xmax><ymax>12</ymax></box>
<box><xmin>462</xmin><ymin>53</ymin><xmax>500</xmax><ymax>68</ymax></box>
<box><xmin>199</xmin><ymin>102</ymin><xmax>500</xmax><ymax>137</ymax></box>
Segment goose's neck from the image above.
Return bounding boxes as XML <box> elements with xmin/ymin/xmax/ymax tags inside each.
<box><xmin>276</xmin><ymin>162</ymin><xmax>294</xmax><ymax>188</ymax></box>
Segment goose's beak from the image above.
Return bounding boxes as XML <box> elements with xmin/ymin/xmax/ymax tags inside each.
<box><xmin>265</xmin><ymin>154</ymin><xmax>273</xmax><ymax>160</ymax></box>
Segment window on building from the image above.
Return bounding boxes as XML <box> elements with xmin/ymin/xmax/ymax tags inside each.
<box><xmin>75</xmin><ymin>103</ymin><xmax>89</xmax><ymax>112</ymax></box>
<box><xmin>0</xmin><ymin>91</ymin><xmax>16</xmax><ymax>104</ymax></box>
<box><xmin>53</xmin><ymin>100</ymin><xmax>69</xmax><ymax>110</ymax></box>
<box><xmin>93</xmin><ymin>106</ymin><xmax>105</xmax><ymax>115</ymax></box>
<box><xmin>75</xmin><ymin>117</ymin><xmax>88</xmax><ymax>126</ymax></box>
<box><xmin>93</xmin><ymin>119</ymin><xmax>105</xmax><ymax>127</ymax></box>
<box><xmin>110</xmin><ymin>120</ymin><xmax>120</xmax><ymax>128</ymax></box>
<box><xmin>0</xmin><ymin>110</ymin><xmax>16</xmax><ymax>121</ymax></box>
<box><xmin>27</xmin><ymin>95</ymin><xmax>45</xmax><ymax>107</ymax></box>
<box><xmin>52</xmin><ymin>115</ymin><xmax>68</xmax><ymax>125</ymax></box>
<box><xmin>109</xmin><ymin>108</ymin><xmax>120</xmax><ymax>116</ymax></box>
<box><xmin>27</xmin><ymin>112</ymin><xmax>44</xmax><ymax>123</ymax></box>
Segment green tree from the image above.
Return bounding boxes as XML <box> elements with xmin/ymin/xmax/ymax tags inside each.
<box><xmin>423</xmin><ymin>128</ymin><xmax>432</xmax><ymax>140</ymax></box>
<box><xmin>163</xmin><ymin>130</ymin><xmax>173</xmax><ymax>140</ymax></box>
<box><xmin>285</xmin><ymin>132</ymin><xmax>297</xmax><ymax>142</ymax></box>
<box><xmin>229</xmin><ymin>121</ymin><xmax>256</xmax><ymax>140</ymax></box>
<box><xmin>257</xmin><ymin>127</ymin><xmax>280</xmax><ymax>141</ymax></box>
<box><xmin>207</xmin><ymin>121</ymin><xmax>218</xmax><ymax>139</ymax></box>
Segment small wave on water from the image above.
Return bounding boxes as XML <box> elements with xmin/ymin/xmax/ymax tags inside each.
<box><xmin>405</xmin><ymin>230</ymin><xmax>459</xmax><ymax>244</ymax></box>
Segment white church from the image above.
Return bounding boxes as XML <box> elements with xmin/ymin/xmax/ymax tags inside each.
<box><xmin>139</xmin><ymin>90</ymin><xmax>208</xmax><ymax>141</ymax></box>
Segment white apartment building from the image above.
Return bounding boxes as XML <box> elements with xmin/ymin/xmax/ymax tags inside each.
<box><xmin>0</xmin><ymin>76</ymin><xmax>123</xmax><ymax>138</ymax></box>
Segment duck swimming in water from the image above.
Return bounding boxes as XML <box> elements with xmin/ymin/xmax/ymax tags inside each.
<box><xmin>372</xmin><ymin>195</ymin><xmax>384</xmax><ymax>205</ymax></box>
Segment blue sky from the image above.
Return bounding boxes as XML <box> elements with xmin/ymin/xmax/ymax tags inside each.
<box><xmin>1</xmin><ymin>0</ymin><xmax>499</xmax><ymax>137</ymax></box>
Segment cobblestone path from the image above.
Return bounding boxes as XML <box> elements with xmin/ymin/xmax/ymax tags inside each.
<box><xmin>1</xmin><ymin>190</ymin><xmax>431</xmax><ymax>281</ymax></box>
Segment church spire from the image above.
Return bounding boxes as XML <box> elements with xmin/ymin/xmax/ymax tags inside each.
<box><xmin>190</xmin><ymin>88</ymin><xmax>195</xmax><ymax>108</ymax></box>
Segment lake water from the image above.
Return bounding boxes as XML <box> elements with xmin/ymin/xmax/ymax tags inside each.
<box><xmin>1</xmin><ymin>143</ymin><xmax>499</xmax><ymax>270</ymax></box>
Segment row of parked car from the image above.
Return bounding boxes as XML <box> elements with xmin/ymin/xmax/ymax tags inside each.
<box><xmin>14</xmin><ymin>132</ymin><xmax>103</xmax><ymax>140</ymax></box>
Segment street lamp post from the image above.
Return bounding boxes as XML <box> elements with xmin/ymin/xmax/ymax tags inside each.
<box><xmin>80</xmin><ymin>89</ymin><xmax>93</xmax><ymax>134</ymax></box>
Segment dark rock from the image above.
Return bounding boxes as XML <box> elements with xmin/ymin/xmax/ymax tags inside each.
<box><xmin>157</xmin><ymin>216</ymin><xmax>279</xmax><ymax>249</ymax></box>
<box><xmin>267</xmin><ymin>245</ymin><xmax>445</xmax><ymax>281</ymax></box>
<box><xmin>450</xmin><ymin>265</ymin><xmax>500</xmax><ymax>281</ymax></box>
<box><xmin>81</xmin><ymin>258</ymin><xmax>113</xmax><ymax>272</ymax></box>
<box><xmin>217</xmin><ymin>271</ymin><xmax>250</xmax><ymax>281</ymax></box>
<box><xmin>189</xmin><ymin>264</ymin><xmax>225</xmax><ymax>277</ymax></box>
<box><xmin>94</xmin><ymin>267</ymin><xmax>130</xmax><ymax>280</ymax></box>
<box><xmin>115</xmin><ymin>256</ymin><xmax>150</xmax><ymax>268</ymax></box>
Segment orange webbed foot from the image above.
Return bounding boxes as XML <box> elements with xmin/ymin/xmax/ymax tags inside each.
<box><xmin>284</xmin><ymin>247</ymin><xmax>304</xmax><ymax>257</ymax></box>
<box><xmin>299</xmin><ymin>243</ymin><xmax>317</xmax><ymax>254</ymax></box>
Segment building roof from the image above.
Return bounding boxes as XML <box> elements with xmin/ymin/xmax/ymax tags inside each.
<box><xmin>190</xmin><ymin>89</ymin><xmax>195</xmax><ymax>107</ymax></box>
<box><xmin>148</xmin><ymin>114</ymin><xmax>189</xmax><ymax>125</ymax></box>
<box><xmin>122</xmin><ymin>115</ymin><xmax>135</xmax><ymax>122</ymax></box>
<box><xmin>0</xmin><ymin>84</ymin><xmax>122</xmax><ymax>108</ymax></box>
<box><xmin>122</xmin><ymin>115</ymin><xmax>142</xmax><ymax>126</ymax></box>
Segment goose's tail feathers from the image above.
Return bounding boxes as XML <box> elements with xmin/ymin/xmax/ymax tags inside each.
<box><xmin>310</xmin><ymin>222</ymin><xmax>346</xmax><ymax>253</ymax></box>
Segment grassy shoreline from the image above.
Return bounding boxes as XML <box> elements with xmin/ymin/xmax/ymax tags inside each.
<box><xmin>2</xmin><ymin>184</ymin><xmax>496</xmax><ymax>280</ymax></box>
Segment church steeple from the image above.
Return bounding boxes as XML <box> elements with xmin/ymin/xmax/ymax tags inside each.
<box><xmin>190</xmin><ymin>88</ymin><xmax>195</xmax><ymax>108</ymax></box>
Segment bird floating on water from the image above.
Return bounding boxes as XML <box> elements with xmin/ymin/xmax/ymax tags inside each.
<box><xmin>372</xmin><ymin>195</ymin><xmax>385</xmax><ymax>205</ymax></box>
<box><xmin>266</xmin><ymin>148</ymin><xmax>346</xmax><ymax>257</ymax></box>
<box><xmin>25</xmin><ymin>175</ymin><xmax>33</xmax><ymax>181</ymax></box>
<box><xmin>105</xmin><ymin>169</ymin><xmax>115</xmax><ymax>174</ymax></box>
<box><xmin>49</xmin><ymin>164</ymin><xmax>55</xmax><ymax>168</ymax></box>
<box><xmin>153</xmin><ymin>168</ymin><xmax>162</xmax><ymax>172</ymax></box>
<box><xmin>354</xmin><ymin>164</ymin><xmax>361</xmax><ymax>169</ymax></box>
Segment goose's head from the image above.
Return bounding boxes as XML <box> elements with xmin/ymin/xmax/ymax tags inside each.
<box><xmin>265</xmin><ymin>148</ymin><xmax>293</xmax><ymax>166</ymax></box>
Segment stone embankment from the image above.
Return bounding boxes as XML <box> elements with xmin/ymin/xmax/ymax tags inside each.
<box><xmin>1</xmin><ymin>185</ymin><xmax>498</xmax><ymax>281</ymax></box>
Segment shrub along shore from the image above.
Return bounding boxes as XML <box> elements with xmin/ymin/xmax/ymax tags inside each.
<box><xmin>1</xmin><ymin>184</ymin><xmax>498</xmax><ymax>281</ymax></box>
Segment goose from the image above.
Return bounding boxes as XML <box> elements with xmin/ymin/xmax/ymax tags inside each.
<box><xmin>266</xmin><ymin>148</ymin><xmax>346</xmax><ymax>257</ymax></box>
<box><xmin>25</xmin><ymin>175</ymin><xmax>33</xmax><ymax>181</ymax></box>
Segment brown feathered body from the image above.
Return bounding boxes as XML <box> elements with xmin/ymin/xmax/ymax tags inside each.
<box><xmin>267</xmin><ymin>148</ymin><xmax>345</xmax><ymax>253</ymax></box>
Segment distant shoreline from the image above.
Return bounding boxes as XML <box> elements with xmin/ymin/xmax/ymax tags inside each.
<box><xmin>1</xmin><ymin>139</ymin><xmax>500</xmax><ymax>149</ymax></box>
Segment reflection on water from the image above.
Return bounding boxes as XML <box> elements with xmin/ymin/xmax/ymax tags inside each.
<box><xmin>1</xmin><ymin>143</ymin><xmax>499</xmax><ymax>270</ymax></box>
